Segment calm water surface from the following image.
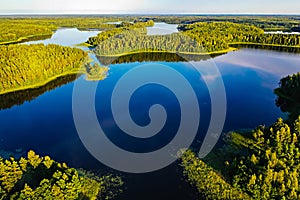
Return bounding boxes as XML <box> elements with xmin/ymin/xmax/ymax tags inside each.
<box><xmin>147</xmin><ymin>22</ymin><xmax>179</xmax><ymax>35</ymax></box>
<box><xmin>1</xmin><ymin>28</ymin><xmax>300</xmax><ymax>200</ymax></box>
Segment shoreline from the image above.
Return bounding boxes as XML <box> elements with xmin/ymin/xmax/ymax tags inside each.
<box><xmin>0</xmin><ymin>33</ymin><xmax>54</xmax><ymax>45</ymax></box>
<box><xmin>95</xmin><ymin>42</ymin><xmax>300</xmax><ymax>58</ymax></box>
<box><xmin>0</xmin><ymin>70</ymin><xmax>85</xmax><ymax>96</ymax></box>
<box><xmin>229</xmin><ymin>42</ymin><xmax>300</xmax><ymax>48</ymax></box>
<box><xmin>95</xmin><ymin>47</ymin><xmax>238</xmax><ymax>58</ymax></box>
<box><xmin>2</xmin><ymin>41</ymin><xmax>300</xmax><ymax>96</ymax></box>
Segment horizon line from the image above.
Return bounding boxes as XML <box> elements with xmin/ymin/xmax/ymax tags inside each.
<box><xmin>1</xmin><ymin>13</ymin><xmax>300</xmax><ymax>16</ymax></box>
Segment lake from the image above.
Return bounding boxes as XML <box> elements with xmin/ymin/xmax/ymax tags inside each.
<box><xmin>147</xmin><ymin>22</ymin><xmax>179</xmax><ymax>35</ymax></box>
<box><xmin>1</xmin><ymin>27</ymin><xmax>300</xmax><ymax>200</ymax></box>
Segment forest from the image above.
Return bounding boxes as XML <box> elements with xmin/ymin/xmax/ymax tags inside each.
<box><xmin>93</xmin><ymin>28</ymin><xmax>207</xmax><ymax>56</ymax></box>
<box><xmin>0</xmin><ymin>44</ymin><xmax>88</xmax><ymax>95</ymax></box>
<box><xmin>181</xmin><ymin>72</ymin><xmax>300</xmax><ymax>199</ymax></box>
<box><xmin>136</xmin><ymin>15</ymin><xmax>300</xmax><ymax>31</ymax></box>
<box><xmin>0</xmin><ymin>17</ymin><xmax>128</xmax><ymax>44</ymax></box>
<box><xmin>0</xmin><ymin>21</ymin><xmax>55</xmax><ymax>44</ymax></box>
<box><xmin>0</xmin><ymin>150</ymin><xmax>123</xmax><ymax>199</ymax></box>
<box><xmin>1</xmin><ymin>15</ymin><xmax>300</xmax><ymax>199</ymax></box>
<box><xmin>91</xmin><ymin>21</ymin><xmax>300</xmax><ymax>56</ymax></box>
<box><xmin>275</xmin><ymin>72</ymin><xmax>300</xmax><ymax>121</ymax></box>
<box><xmin>86</xmin><ymin>20</ymin><xmax>154</xmax><ymax>46</ymax></box>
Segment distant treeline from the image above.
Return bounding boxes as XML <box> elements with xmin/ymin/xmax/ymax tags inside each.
<box><xmin>0</xmin><ymin>17</ymin><xmax>125</xmax><ymax>44</ymax></box>
<box><xmin>138</xmin><ymin>15</ymin><xmax>300</xmax><ymax>31</ymax></box>
<box><xmin>180</xmin><ymin>22</ymin><xmax>300</xmax><ymax>51</ymax></box>
<box><xmin>0</xmin><ymin>22</ymin><xmax>54</xmax><ymax>44</ymax></box>
<box><xmin>90</xmin><ymin>22</ymin><xmax>300</xmax><ymax>57</ymax></box>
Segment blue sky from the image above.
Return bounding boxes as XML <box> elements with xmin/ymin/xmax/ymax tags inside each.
<box><xmin>0</xmin><ymin>0</ymin><xmax>299</xmax><ymax>14</ymax></box>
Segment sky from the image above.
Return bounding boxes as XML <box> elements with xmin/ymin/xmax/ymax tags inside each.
<box><xmin>0</xmin><ymin>0</ymin><xmax>299</xmax><ymax>14</ymax></box>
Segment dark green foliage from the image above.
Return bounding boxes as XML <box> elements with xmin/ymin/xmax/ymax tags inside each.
<box><xmin>78</xmin><ymin>170</ymin><xmax>124</xmax><ymax>200</ymax></box>
<box><xmin>180</xmin><ymin>22</ymin><xmax>264</xmax><ymax>52</ymax></box>
<box><xmin>98</xmin><ymin>51</ymin><xmax>218</xmax><ymax>65</ymax></box>
<box><xmin>180</xmin><ymin>150</ymin><xmax>252</xmax><ymax>200</ymax></box>
<box><xmin>275</xmin><ymin>72</ymin><xmax>300</xmax><ymax>121</ymax></box>
<box><xmin>144</xmin><ymin>15</ymin><xmax>300</xmax><ymax>31</ymax></box>
<box><xmin>86</xmin><ymin>20</ymin><xmax>154</xmax><ymax>46</ymax></box>
<box><xmin>0</xmin><ymin>151</ymin><xmax>108</xmax><ymax>199</ymax></box>
<box><xmin>87</xmin><ymin>28</ymin><xmax>125</xmax><ymax>46</ymax></box>
<box><xmin>0</xmin><ymin>21</ymin><xmax>54</xmax><ymax>44</ymax></box>
<box><xmin>0</xmin><ymin>44</ymin><xmax>88</xmax><ymax>94</ymax></box>
<box><xmin>180</xmin><ymin>22</ymin><xmax>300</xmax><ymax>52</ymax></box>
<box><xmin>94</xmin><ymin>28</ymin><xmax>205</xmax><ymax>56</ymax></box>
<box><xmin>92</xmin><ymin>21</ymin><xmax>300</xmax><ymax>56</ymax></box>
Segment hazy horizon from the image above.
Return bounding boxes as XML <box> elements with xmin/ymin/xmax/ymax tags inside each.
<box><xmin>1</xmin><ymin>0</ymin><xmax>299</xmax><ymax>15</ymax></box>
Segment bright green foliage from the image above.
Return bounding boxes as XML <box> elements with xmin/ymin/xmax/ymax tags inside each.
<box><xmin>0</xmin><ymin>21</ymin><xmax>54</xmax><ymax>44</ymax></box>
<box><xmin>0</xmin><ymin>44</ymin><xmax>88</xmax><ymax>94</ymax></box>
<box><xmin>275</xmin><ymin>72</ymin><xmax>300</xmax><ymax>121</ymax></box>
<box><xmin>0</xmin><ymin>157</ymin><xmax>23</xmax><ymax>193</ymax></box>
<box><xmin>180</xmin><ymin>150</ymin><xmax>252</xmax><ymax>200</ymax></box>
<box><xmin>0</xmin><ymin>151</ymin><xmax>122</xmax><ymax>200</ymax></box>
<box><xmin>228</xmin><ymin>117</ymin><xmax>300</xmax><ymax>199</ymax></box>
<box><xmin>27</xmin><ymin>150</ymin><xmax>42</xmax><ymax>169</ymax></box>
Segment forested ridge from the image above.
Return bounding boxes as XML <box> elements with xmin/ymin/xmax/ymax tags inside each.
<box><xmin>180</xmin><ymin>22</ymin><xmax>300</xmax><ymax>51</ymax></box>
<box><xmin>91</xmin><ymin>21</ymin><xmax>300</xmax><ymax>56</ymax></box>
<box><xmin>0</xmin><ymin>44</ymin><xmax>88</xmax><ymax>94</ymax></box>
<box><xmin>86</xmin><ymin>20</ymin><xmax>154</xmax><ymax>46</ymax></box>
<box><xmin>0</xmin><ymin>22</ymin><xmax>55</xmax><ymax>44</ymax></box>
<box><xmin>137</xmin><ymin>15</ymin><xmax>300</xmax><ymax>31</ymax></box>
<box><xmin>94</xmin><ymin>29</ymin><xmax>206</xmax><ymax>56</ymax></box>
<box><xmin>0</xmin><ymin>17</ymin><xmax>127</xmax><ymax>44</ymax></box>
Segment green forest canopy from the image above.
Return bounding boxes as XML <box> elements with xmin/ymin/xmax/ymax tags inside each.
<box><xmin>0</xmin><ymin>44</ymin><xmax>88</xmax><ymax>95</ymax></box>
<box><xmin>0</xmin><ymin>150</ymin><xmax>123</xmax><ymax>199</ymax></box>
<box><xmin>92</xmin><ymin>21</ymin><xmax>300</xmax><ymax>56</ymax></box>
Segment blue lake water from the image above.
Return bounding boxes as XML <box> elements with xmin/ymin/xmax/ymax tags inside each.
<box><xmin>24</xmin><ymin>28</ymin><xmax>99</xmax><ymax>46</ymax></box>
<box><xmin>1</xmin><ymin>28</ymin><xmax>300</xmax><ymax>199</ymax></box>
<box><xmin>147</xmin><ymin>22</ymin><xmax>179</xmax><ymax>35</ymax></box>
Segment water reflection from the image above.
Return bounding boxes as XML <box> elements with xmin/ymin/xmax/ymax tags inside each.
<box><xmin>230</xmin><ymin>43</ymin><xmax>300</xmax><ymax>54</ymax></box>
<box><xmin>98</xmin><ymin>52</ymin><xmax>225</xmax><ymax>65</ymax></box>
<box><xmin>0</xmin><ymin>74</ymin><xmax>78</xmax><ymax>110</ymax></box>
<box><xmin>147</xmin><ymin>22</ymin><xmax>179</xmax><ymax>35</ymax></box>
<box><xmin>23</xmin><ymin>28</ymin><xmax>100</xmax><ymax>46</ymax></box>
